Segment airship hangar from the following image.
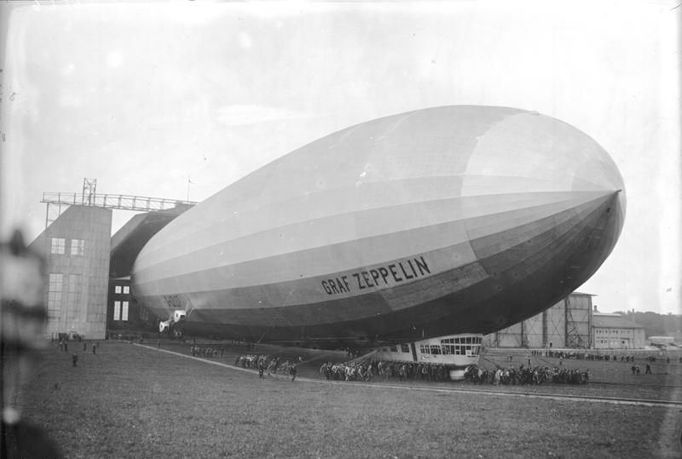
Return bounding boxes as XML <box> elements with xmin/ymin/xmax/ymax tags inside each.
<box><xmin>29</xmin><ymin>179</ymin><xmax>196</xmax><ymax>340</ymax></box>
<box><xmin>30</xmin><ymin>105</ymin><xmax>630</xmax><ymax>351</ymax></box>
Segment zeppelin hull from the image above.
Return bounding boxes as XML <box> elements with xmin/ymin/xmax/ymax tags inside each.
<box><xmin>132</xmin><ymin>106</ymin><xmax>625</xmax><ymax>346</ymax></box>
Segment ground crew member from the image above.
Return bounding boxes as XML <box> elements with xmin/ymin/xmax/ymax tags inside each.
<box><xmin>645</xmin><ymin>363</ymin><xmax>652</xmax><ymax>375</ymax></box>
<box><xmin>290</xmin><ymin>365</ymin><xmax>297</xmax><ymax>381</ymax></box>
<box><xmin>72</xmin><ymin>353</ymin><xmax>78</xmax><ymax>367</ymax></box>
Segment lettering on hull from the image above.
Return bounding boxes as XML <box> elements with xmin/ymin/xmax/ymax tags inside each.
<box><xmin>321</xmin><ymin>256</ymin><xmax>431</xmax><ymax>296</ymax></box>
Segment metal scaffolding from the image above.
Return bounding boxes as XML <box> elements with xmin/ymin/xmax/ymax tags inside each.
<box><xmin>565</xmin><ymin>294</ymin><xmax>592</xmax><ymax>348</ymax></box>
<box><xmin>42</xmin><ymin>182</ymin><xmax>197</xmax><ymax>228</ymax></box>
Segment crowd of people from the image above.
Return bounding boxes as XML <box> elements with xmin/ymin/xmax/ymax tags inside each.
<box><xmin>319</xmin><ymin>360</ymin><xmax>452</xmax><ymax>382</ymax></box>
<box><xmin>230</xmin><ymin>351</ymin><xmax>591</xmax><ymax>385</ymax></box>
<box><xmin>195</xmin><ymin>344</ymin><xmax>680</xmax><ymax>386</ymax></box>
<box><xmin>535</xmin><ymin>350</ymin><xmax>629</xmax><ymax>361</ymax></box>
<box><xmin>540</xmin><ymin>350</ymin><xmax>681</xmax><ymax>363</ymax></box>
<box><xmin>318</xmin><ymin>360</ymin><xmax>589</xmax><ymax>385</ymax></box>
<box><xmin>190</xmin><ymin>345</ymin><xmax>224</xmax><ymax>358</ymax></box>
<box><xmin>464</xmin><ymin>364</ymin><xmax>589</xmax><ymax>385</ymax></box>
<box><xmin>234</xmin><ymin>353</ymin><xmax>301</xmax><ymax>380</ymax></box>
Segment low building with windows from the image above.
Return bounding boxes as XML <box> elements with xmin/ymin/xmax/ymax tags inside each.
<box><xmin>592</xmin><ymin>313</ymin><xmax>646</xmax><ymax>349</ymax></box>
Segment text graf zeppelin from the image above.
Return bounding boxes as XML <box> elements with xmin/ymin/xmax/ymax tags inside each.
<box><xmin>321</xmin><ymin>256</ymin><xmax>431</xmax><ymax>296</ymax></box>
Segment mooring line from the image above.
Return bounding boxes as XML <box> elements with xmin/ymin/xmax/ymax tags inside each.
<box><xmin>134</xmin><ymin>344</ymin><xmax>682</xmax><ymax>409</ymax></box>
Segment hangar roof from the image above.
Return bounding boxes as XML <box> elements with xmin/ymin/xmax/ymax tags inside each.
<box><xmin>593</xmin><ymin>313</ymin><xmax>643</xmax><ymax>330</ymax></box>
<box><xmin>110</xmin><ymin>205</ymin><xmax>192</xmax><ymax>278</ymax></box>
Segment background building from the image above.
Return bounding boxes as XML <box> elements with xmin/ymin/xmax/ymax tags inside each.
<box><xmin>483</xmin><ymin>292</ymin><xmax>594</xmax><ymax>349</ymax></box>
<box><xmin>592</xmin><ymin>312</ymin><xmax>646</xmax><ymax>349</ymax></box>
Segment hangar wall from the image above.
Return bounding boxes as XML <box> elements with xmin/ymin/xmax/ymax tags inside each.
<box><xmin>483</xmin><ymin>292</ymin><xmax>593</xmax><ymax>349</ymax></box>
<box><xmin>30</xmin><ymin>206</ymin><xmax>112</xmax><ymax>339</ymax></box>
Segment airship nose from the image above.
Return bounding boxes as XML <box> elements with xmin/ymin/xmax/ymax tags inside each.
<box><xmin>462</xmin><ymin>109</ymin><xmax>626</xmax><ymax>235</ymax></box>
<box><xmin>461</xmin><ymin>110</ymin><xmax>625</xmax><ymax>300</ymax></box>
<box><xmin>463</xmin><ymin>111</ymin><xmax>625</xmax><ymax>198</ymax></box>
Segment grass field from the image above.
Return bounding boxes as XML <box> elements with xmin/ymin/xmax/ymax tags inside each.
<box><xmin>16</xmin><ymin>341</ymin><xmax>682</xmax><ymax>458</ymax></box>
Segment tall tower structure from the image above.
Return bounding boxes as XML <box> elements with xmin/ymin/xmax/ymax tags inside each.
<box><xmin>30</xmin><ymin>204</ymin><xmax>112</xmax><ymax>339</ymax></box>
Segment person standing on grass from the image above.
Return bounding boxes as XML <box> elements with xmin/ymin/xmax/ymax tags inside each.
<box><xmin>290</xmin><ymin>364</ymin><xmax>297</xmax><ymax>381</ymax></box>
<box><xmin>71</xmin><ymin>353</ymin><xmax>78</xmax><ymax>367</ymax></box>
<box><xmin>398</xmin><ymin>364</ymin><xmax>406</xmax><ymax>381</ymax></box>
<box><xmin>645</xmin><ymin>363</ymin><xmax>652</xmax><ymax>375</ymax></box>
<box><xmin>92</xmin><ymin>343</ymin><xmax>97</xmax><ymax>355</ymax></box>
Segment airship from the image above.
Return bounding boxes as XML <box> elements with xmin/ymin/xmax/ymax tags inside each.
<box><xmin>132</xmin><ymin>105</ymin><xmax>625</xmax><ymax>352</ymax></box>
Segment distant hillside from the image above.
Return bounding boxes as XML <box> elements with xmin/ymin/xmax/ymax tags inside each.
<box><xmin>615</xmin><ymin>311</ymin><xmax>682</xmax><ymax>338</ymax></box>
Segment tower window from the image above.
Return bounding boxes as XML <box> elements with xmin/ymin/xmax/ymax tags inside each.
<box><xmin>70</xmin><ymin>239</ymin><xmax>85</xmax><ymax>255</ymax></box>
<box><xmin>50</xmin><ymin>238</ymin><xmax>66</xmax><ymax>254</ymax></box>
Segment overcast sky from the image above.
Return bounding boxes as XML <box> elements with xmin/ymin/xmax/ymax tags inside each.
<box><xmin>0</xmin><ymin>0</ymin><xmax>679</xmax><ymax>314</ymax></box>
